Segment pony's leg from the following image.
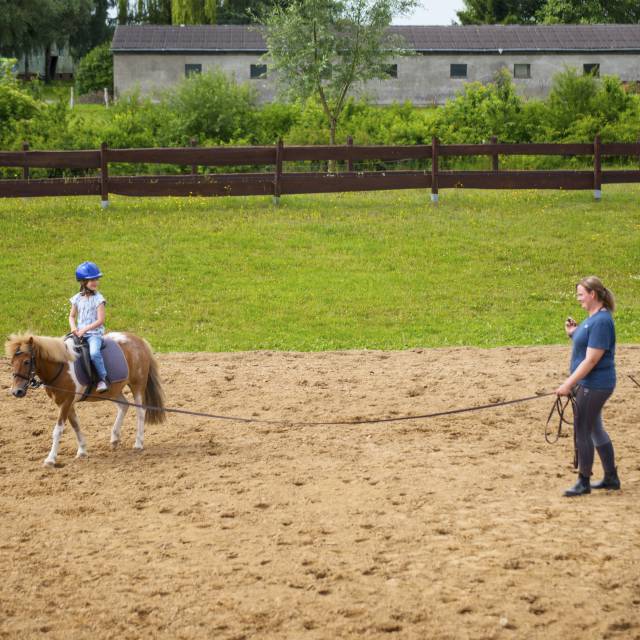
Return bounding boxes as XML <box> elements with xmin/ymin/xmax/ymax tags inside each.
<box><xmin>133</xmin><ymin>390</ymin><xmax>146</xmax><ymax>451</ymax></box>
<box><xmin>44</xmin><ymin>403</ymin><xmax>72</xmax><ymax>467</ymax></box>
<box><xmin>110</xmin><ymin>393</ymin><xmax>129</xmax><ymax>449</ymax></box>
<box><xmin>68</xmin><ymin>407</ymin><xmax>88</xmax><ymax>459</ymax></box>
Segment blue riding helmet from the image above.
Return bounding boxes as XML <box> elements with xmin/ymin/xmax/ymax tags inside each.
<box><xmin>75</xmin><ymin>261</ymin><xmax>103</xmax><ymax>281</ymax></box>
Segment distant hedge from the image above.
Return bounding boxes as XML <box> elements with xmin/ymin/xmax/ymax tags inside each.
<box><xmin>2</xmin><ymin>66</ymin><xmax>640</xmax><ymax>175</ymax></box>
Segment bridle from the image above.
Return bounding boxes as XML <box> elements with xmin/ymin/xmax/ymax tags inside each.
<box><xmin>12</xmin><ymin>344</ymin><xmax>64</xmax><ymax>396</ymax></box>
<box><xmin>12</xmin><ymin>344</ymin><xmax>39</xmax><ymax>391</ymax></box>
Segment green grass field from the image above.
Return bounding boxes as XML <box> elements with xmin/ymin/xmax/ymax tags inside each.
<box><xmin>1</xmin><ymin>187</ymin><xmax>638</xmax><ymax>351</ymax></box>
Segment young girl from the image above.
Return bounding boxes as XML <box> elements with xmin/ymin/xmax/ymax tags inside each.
<box><xmin>69</xmin><ymin>261</ymin><xmax>109</xmax><ymax>392</ymax></box>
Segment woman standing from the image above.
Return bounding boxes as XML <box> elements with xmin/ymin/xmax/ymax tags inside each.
<box><xmin>556</xmin><ymin>276</ymin><xmax>620</xmax><ymax>497</ymax></box>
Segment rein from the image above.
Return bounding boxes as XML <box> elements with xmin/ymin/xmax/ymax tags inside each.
<box><xmin>25</xmin><ymin>370</ymin><xmax>640</xmax><ymax>469</ymax></box>
<box><xmin>34</xmin><ymin>380</ymin><xmax>556</xmax><ymax>427</ymax></box>
<box><xmin>545</xmin><ymin>391</ymin><xmax>578</xmax><ymax>468</ymax></box>
<box><xmin>18</xmin><ymin>357</ymin><xmax>639</xmax><ymax>459</ymax></box>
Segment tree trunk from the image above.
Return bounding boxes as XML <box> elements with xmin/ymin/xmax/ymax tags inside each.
<box><xmin>44</xmin><ymin>44</ymin><xmax>51</xmax><ymax>83</ymax></box>
<box><xmin>328</xmin><ymin>118</ymin><xmax>337</xmax><ymax>173</ymax></box>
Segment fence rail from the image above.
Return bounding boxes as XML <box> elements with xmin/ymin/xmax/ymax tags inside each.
<box><xmin>1</xmin><ymin>137</ymin><xmax>640</xmax><ymax>205</ymax></box>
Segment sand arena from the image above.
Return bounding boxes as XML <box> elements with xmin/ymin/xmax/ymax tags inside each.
<box><xmin>1</xmin><ymin>345</ymin><xmax>640</xmax><ymax>639</ymax></box>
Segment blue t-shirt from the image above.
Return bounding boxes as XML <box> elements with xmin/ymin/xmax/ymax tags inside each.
<box><xmin>570</xmin><ymin>309</ymin><xmax>616</xmax><ymax>389</ymax></box>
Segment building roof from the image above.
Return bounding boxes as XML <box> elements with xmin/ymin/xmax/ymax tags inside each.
<box><xmin>112</xmin><ymin>23</ymin><xmax>640</xmax><ymax>54</ymax></box>
<box><xmin>112</xmin><ymin>25</ymin><xmax>267</xmax><ymax>53</ymax></box>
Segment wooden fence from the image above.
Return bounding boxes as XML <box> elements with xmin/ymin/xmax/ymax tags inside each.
<box><xmin>1</xmin><ymin>136</ymin><xmax>639</xmax><ymax>206</ymax></box>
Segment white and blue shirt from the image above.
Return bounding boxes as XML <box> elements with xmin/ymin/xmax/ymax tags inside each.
<box><xmin>70</xmin><ymin>292</ymin><xmax>106</xmax><ymax>336</ymax></box>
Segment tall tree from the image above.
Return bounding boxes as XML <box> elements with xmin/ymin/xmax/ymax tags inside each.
<box><xmin>43</xmin><ymin>0</ymin><xmax>95</xmax><ymax>79</ymax></box>
<box><xmin>0</xmin><ymin>1</ymin><xmax>38</xmax><ymax>58</ymax></box>
<box><xmin>457</xmin><ymin>0</ymin><xmax>545</xmax><ymax>24</ymax></box>
<box><xmin>0</xmin><ymin>0</ymin><xmax>95</xmax><ymax>80</ymax></box>
<box><xmin>217</xmin><ymin>0</ymin><xmax>292</xmax><ymax>24</ymax></box>
<box><xmin>72</xmin><ymin>0</ymin><xmax>116</xmax><ymax>58</ymax></box>
<box><xmin>116</xmin><ymin>0</ymin><xmax>172</xmax><ymax>23</ymax></box>
<box><xmin>171</xmin><ymin>0</ymin><xmax>216</xmax><ymax>24</ymax></box>
<box><xmin>264</xmin><ymin>0</ymin><xmax>417</xmax><ymax>148</ymax></box>
<box><xmin>538</xmin><ymin>0</ymin><xmax>640</xmax><ymax>24</ymax></box>
<box><xmin>147</xmin><ymin>0</ymin><xmax>172</xmax><ymax>22</ymax></box>
<box><xmin>118</xmin><ymin>0</ymin><xmax>130</xmax><ymax>23</ymax></box>
<box><xmin>112</xmin><ymin>0</ymin><xmax>290</xmax><ymax>24</ymax></box>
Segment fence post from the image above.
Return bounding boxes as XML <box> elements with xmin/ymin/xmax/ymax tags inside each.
<box><xmin>273</xmin><ymin>137</ymin><xmax>283</xmax><ymax>206</ymax></box>
<box><xmin>190</xmin><ymin>137</ymin><xmax>198</xmax><ymax>175</ymax></box>
<box><xmin>490</xmin><ymin>135</ymin><xmax>499</xmax><ymax>172</ymax></box>
<box><xmin>347</xmin><ymin>136</ymin><xmax>354</xmax><ymax>172</ymax></box>
<box><xmin>22</xmin><ymin>141</ymin><xmax>29</xmax><ymax>180</ymax></box>
<box><xmin>100</xmin><ymin>142</ymin><xmax>110</xmax><ymax>209</ymax></box>
<box><xmin>431</xmin><ymin>136</ymin><xmax>439</xmax><ymax>203</ymax></box>
<box><xmin>593</xmin><ymin>134</ymin><xmax>601</xmax><ymax>200</ymax></box>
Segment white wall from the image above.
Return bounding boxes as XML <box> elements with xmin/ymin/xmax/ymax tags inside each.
<box><xmin>114</xmin><ymin>51</ymin><xmax>640</xmax><ymax>105</ymax></box>
<box><xmin>114</xmin><ymin>53</ymin><xmax>275</xmax><ymax>101</ymax></box>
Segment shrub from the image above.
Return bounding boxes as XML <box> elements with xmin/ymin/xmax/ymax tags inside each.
<box><xmin>434</xmin><ymin>68</ymin><xmax>532</xmax><ymax>144</ymax></box>
<box><xmin>75</xmin><ymin>43</ymin><xmax>113</xmax><ymax>96</ymax></box>
<box><xmin>594</xmin><ymin>76</ymin><xmax>635</xmax><ymax>122</ymax></box>
<box><xmin>252</xmin><ymin>101</ymin><xmax>300</xmax><ymax>144</ymax></box>
<box><xmin>282</xmin><ymin>98</ymin><xmax>437</xmax><ymax>148</ymax></box>
<box><xmin>545</xmin><ymin>67</ymin><xmax>598</xmax><ymax>137</ymax></box>
<box><xmin>0</xmin><ymin>57</ymin><xmax>18</xmax><ymax>83</ymax></box>
<box><xmin>12</xmin><ymin>100</ymin><xmax>69</xmax><ymax>148</ymax></box>
<box><xmin>160</xmin><ymin>68</ymin><xmax>258</xmax><ymax>145</ymax></box>
<box><xmin>0</xmin><ymin>64</ymin><xmax>40</xmax><ymax>145</ymax></box>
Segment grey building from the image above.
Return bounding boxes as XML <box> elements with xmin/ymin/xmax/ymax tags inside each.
<box><xmin>111</xmin><ymin>24</ymin><xmax>640</xmax><ymax>105</ymax></box>
<box><xmin>14</xmin><ymin>44</ymin><xmax>75</xmax><ymax>80</ymax></box>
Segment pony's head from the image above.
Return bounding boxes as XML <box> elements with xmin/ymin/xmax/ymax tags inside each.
<box><xmin>5</xmin><ymin>334</ymin><xmax>75</xmax><ymax>398</ymax></box>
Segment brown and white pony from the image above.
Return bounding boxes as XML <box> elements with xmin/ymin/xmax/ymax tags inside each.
<box><xmin>5</xmin><ymin>332</ymin><xmax>166</xmax><ymax>467</ymax></box>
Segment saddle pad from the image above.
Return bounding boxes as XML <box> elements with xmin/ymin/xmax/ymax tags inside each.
<box><xmin>73</xmin><ymin>338</ymin><xmax>129</xmax><ymax>386</ymax></box>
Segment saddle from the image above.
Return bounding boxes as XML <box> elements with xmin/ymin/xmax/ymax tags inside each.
<box><xmin>67</xmin><ymin>334</ymin><xmax>129</xmax><ymax>400</ymax></box>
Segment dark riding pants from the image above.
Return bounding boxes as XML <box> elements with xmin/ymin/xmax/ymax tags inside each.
<box><xmin>574</xmin><ymin>385</ymin><xmax>615</xmax><ymax>477</ymax></box>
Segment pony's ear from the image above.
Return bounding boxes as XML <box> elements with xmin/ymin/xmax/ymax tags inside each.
<box><xmin>28</xmin><ymin>337</ymin><xmax>34</xmax><ymax>344</ymax></box>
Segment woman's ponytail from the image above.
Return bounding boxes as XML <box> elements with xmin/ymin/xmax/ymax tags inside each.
<box><xmin>577</xmin><ymin>276</ymin><xmax>615</xmax><ymax>312</ymax></box>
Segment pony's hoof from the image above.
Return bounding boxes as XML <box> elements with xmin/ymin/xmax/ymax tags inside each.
<box><xmin>43</xmin><ymin>459</ymin><xmax>56</xmax><ymax>468</ymax></box>
<box><xmin>111</xmin><ymin>441</ymin><xmax>120</xmax><ymax>450</ymax></box>
<box><xmin>76</xmin><ymin>451</ymin><xmax>88</xmax><ymax>459</ymax></box>
<box><xmin>133</xmin><ymin>445</ymin><xmax>144</xmax><ymax>453</ymax></box>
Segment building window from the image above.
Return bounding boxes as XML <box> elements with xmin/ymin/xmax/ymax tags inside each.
<box><xmin>583</xmin><ymin>63</ymin><xmax>600</xmax><ymax>77</ymax></box>
<box><xmin>513</xmin><ymin>63</ymin><xmax>531</xmax><ymax>79</ymax></box>
<box><xmin>250</xmin><ymin>64</ymin><xmax>267</xmax><ymax>79</ymax></box>
<box><xmin>383</xmin><ymin>64</ymin><xmax>398</xmax><ymax>78</ymax></box>
<box><xmin>185</xmin><ymin>64</ymin><xmax>202</xmax><ymax>77</ymax></box>
<box><xmin>450</xmin><ymin>63</ymin><xmax>467</xmax><ymax>79</ymax></box>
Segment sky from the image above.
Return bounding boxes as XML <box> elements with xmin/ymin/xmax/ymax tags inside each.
<box><xmin>392</xmin><ymin>0</ymin><xmax>466</xmax><ymax>25</ymax></box>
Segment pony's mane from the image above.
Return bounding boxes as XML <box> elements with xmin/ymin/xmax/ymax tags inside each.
<box><xmin>5</xmin><ymin>334</ymin><xmax>76</xmax><ymax>363</ymax></box>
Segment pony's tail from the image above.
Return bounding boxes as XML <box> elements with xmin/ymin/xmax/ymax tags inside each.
<box><xmin>144</xmin><ymin>343</ymin><xmax>166</xmax><ymax>425</ymax></box>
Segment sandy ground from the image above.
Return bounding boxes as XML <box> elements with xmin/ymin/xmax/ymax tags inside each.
<box><xmin>1</xmin><ymin>345</ymin><xmax>640</xmax><ymax>640</ymax></box>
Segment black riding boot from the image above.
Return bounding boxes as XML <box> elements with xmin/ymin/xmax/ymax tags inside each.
<box><xmin>591</xmin><ymin>468</ymin><xmax>621</xmax><ymax>490</ymax></box>
<box><xmin>563</xmin><ymin>474</ymin><xmax>591</xmax><ymax>497</ymax></box>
